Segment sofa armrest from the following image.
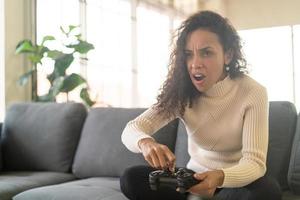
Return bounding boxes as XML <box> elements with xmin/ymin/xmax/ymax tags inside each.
<box><xmin>267</xmin><ymin>101</ymin><xmax>297</xmax><ymax>190</ymax></box>
<box><xmin>0</xmin><ymin>122</ymin><xmax>2</xmax><ymax>135</ymax></box>
<box><xmin>0</xmin><ymin>122</ymin><xmax>2</xmax><ymax>170</ymax></box>
<box><xmin>288</xmin><ymin>112</ymin><xmax>300</xmax><ymax>195</ymax></box>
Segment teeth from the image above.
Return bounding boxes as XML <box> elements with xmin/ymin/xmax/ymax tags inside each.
<box><xmin>194</xmin><ymin>74</ymin><xmax>205</xmax><ymax>81</ymax></box>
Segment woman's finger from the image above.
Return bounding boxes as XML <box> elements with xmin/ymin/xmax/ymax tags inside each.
<box><xmin>155</xmin><ymin>147</ymin><xmax>169</xmax><ymax>169</ymax></box>
<box><xmin>194</xmin><ymin>173</ymin><xmax>207</xmax><ymax>181</ymax></box>
<box><xmin>144</xmin><ymin>154</ymin><xmax>154</xmax><ymax>168</ymax></box>
<box><xmin>162</xmin><ymin>146</ymin><xmax>176</xmax><ymax>170</ymax></box>
<box><xmin>150</xmin><ymin>150</ymin><xmax>161</xmax><ymax>168</ymax></box>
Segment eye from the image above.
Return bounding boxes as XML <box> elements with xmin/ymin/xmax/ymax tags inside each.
<box><xmin>200</xmin><ymin>50</ymin><xmax>212</xmax><ymax>57</ymax></box>
<box><xmin>184</xmin><ymin>51</ymin><xmax>193</xmax><ymax>59</ymax></box>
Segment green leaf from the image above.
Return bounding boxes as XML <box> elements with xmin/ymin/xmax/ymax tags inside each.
<box><xmin>75</xmin><ymin>34</ymin><xmax>82</xmax><ymax>39</ymax></box>
<box><xmin>41</xmin><ymin>35</ymin><xmax>55</xmax><ymax>45</ymax></box>
<box><xmin>60</xmin><ymin>26</ymin><xmax>67</xmax><ymax>35</ymax></box>
<box><xmin>47</xmin><ymin>72</ymin><xmax>56</xmax><ymax>84</ymax></box>
<box><xmin>16</xmin><ymin>24</ymin><xmax>96</xmax><ymax>104</ymax></box>
<box><xmin>28</xmin><ymin>54</ymin><xmax>43</xmax><ymax>64</ymax></box>
<box><xmin>67</xmin><ymin>40</ymin><xmax>94</xmax><ymax>54</ymax></box>
<box><xmin>80</xmin><ymin>88</ymin><xmax>95</xmax><ymax>107</ymax></box>
<box><xmin>24</xmin><ymin>46</ymin><xmax>49</xmax><ymax>64</ymax></box>
<box><xmin>15</xmin><ymin>40</ymin><xmax>35</xmax><ymax>54</ymax></box>
<box><xmin>40</xmin><ymin>46</ymin><xmax>50</xmax><ymax>55</ymax></box>
<box><xmin>17</xmin><ymin>69</ymin><xmax>35</xmax><ymax>86</ymax></box>
<box><xmin>60</xmin><ymin>73</ymin><xmax>86</xmax><ymax>93</ymax></box>
<box><xmin>47</xmin><ymin>50</ymin><xmax>64</xmax><ymax>59</ymax></box>
<box><xmin>38</xmin><ymin>94</ymin><xmax>55</xmax><ymax>102</ymax></box>
<box><xmin>50</xmin><ymin>77</ymin><xmax>64</xmax><ymax>96</ymax></box>
<box><xmin>54</xmin><ymin>54</ymin><xmax>74</xmax><ymax>76</ymax></box>
<box><xmin>68</xmin><ymin>25</ymin><xmax>78</xmax><ymax>33</ymax></box>
<box><xmin>47</xmin><ymin>54</ymin><xmax>74</xmax><ymax>84</ymax></box>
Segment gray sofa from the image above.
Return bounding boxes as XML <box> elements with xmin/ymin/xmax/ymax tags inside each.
<box><xmin>0</xmin><ymin>101</ymin><xmax>299</xmax><ymax>200</ymax></box>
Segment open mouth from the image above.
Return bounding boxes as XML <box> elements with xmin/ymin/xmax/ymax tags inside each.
<box><xmin>194</xmin><ymin>74</ymin><xmax>205</xmax><ymax>81</ymax></box>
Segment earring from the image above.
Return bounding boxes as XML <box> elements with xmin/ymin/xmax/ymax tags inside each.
<box><xmin>225</xmin><ymin>65</ymin><xmax>230</xmax><ymax>72</ymax></box>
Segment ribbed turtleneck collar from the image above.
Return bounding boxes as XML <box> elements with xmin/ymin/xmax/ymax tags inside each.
<box><xmin>203</xmin><ymin>76</ymin><xmax>235</xmax><ymax>97</ymax></box>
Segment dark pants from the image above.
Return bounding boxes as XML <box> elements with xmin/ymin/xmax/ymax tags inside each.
<box><xmin>120</xmin><ymin>166</ymin><xmax>282</xmax><ymax>200</ymax></box>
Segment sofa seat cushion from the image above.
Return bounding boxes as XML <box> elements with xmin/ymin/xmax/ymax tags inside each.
<box><xmin>282</xmin><ymin>190</ymin><xmax>300</xmax><ymax>200</ymax></box>
<box><xmin>14</xmin><ymin>177</ymin><xmax>128</xmax><ymax>200</ymax></box>
<box><xmin>0</xmin><ymin>171</ymin><xmax>76</xmax><ymax>200</ymax></box>
<box><xmin>1</xmin><ymin>102</ymin><xmax>87</xmax><ymax>172</ymax></box>
<box><xmin>72</xmin><ymin>107</ymin><xmax>178</xmax><ymax>178</ymax></box>
<box><xmin>175</xmin><ymin>120</ymin><xmax>190</xmax><ymax>168</ymax></box>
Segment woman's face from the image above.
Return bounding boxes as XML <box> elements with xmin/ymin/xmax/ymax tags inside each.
<box><xmin>185</xmin><ymin>29</ymin><xmax>231</xmax><ymax>93</ymax></box>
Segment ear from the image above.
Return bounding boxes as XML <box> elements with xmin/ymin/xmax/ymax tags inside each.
<box><xmin>224</xmin><ymin>49</ymin><xmax>233</xmax><ymax>65</ymax></box>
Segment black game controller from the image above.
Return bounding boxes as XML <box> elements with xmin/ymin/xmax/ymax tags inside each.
<box><xmin>149</xmin><ymin>168</ymin><xmax>200</xmax><ymax>193</ymax></box>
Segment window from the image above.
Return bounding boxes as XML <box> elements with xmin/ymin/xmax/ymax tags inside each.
<box><xmin>0</xmin><ymin>0</ymin><xmax>5</xmax><ymax>121</ymax></box>
<box><xmin>36</xmin><ymin>0</ymin><xmax>184</xmax><ymax>108</ymax></box>
<box><xmin>36</xmin><ymin>0</ymin><xmax>80</xmax><ymax>102</ymax></box>
<box><xmin>35</xmin><ymin>1</ymin><xmax>300</xmax><ymax>111</ymax></box>
<box><xmin>85</xmin><ymin>0</ymin><xmax>132</xmax><ymax>107</ymax></box>
<box><xmin>136</xmin><ymin>5</ymin><xmax>170</xmax><ymax>107</ymax></box>
<box><xmin>293</xmin><ymin>25</ymin><xmax>300</xmax><ymax>111</ymax></box>
<box><xmin>85</xmin><ymin>1</ymin><xmax>179</xmax><ymax>107</ymax></box>
<box><xmin>239</xmin><ymin>26</ymin><xmax>299</xmax><ymax>111</ymax></box>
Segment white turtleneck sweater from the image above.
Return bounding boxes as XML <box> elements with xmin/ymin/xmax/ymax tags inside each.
<box><xmin>121</xmin><ymin>75</ymin><xmax>268</xmax><ymax>188</ymax></box>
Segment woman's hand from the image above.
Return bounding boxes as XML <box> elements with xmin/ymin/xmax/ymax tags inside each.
<box><xmin>138</xmin><ymin>138</ymin><xmax>176</xmax><ymax>171</ymax></box>
<box><xmin>188</xmin><ymin>170</ymin><xmax>224</xmax><ymax>197</ymax></box>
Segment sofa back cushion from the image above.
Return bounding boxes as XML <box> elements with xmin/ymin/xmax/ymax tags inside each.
<box><xmin>175</xmin><ymin>120</ymin><xmax>190</xmax><ymax>167</ymax></box>
<box><xmin>266</xmin><ymin>101</ymin><xmax>297</xmax><ymax>190</ymax></box>
<box><xmin>288</xmin><ymin>112</ymin><xmax>300</xmax><ymax>194</ymax></box>
<box><xmin>1</xmin><ymin>102</ymin><xmax>87</xmax><ymax>172</ymax></box>
<box><xmin>72</xmin><ymin>107</ymin><xmax>178</xmax><ymax>178</ymax></box>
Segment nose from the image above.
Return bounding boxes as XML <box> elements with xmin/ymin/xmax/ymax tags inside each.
<box><xmin>191</xmin><ymin>64</ymin><xmax>204</xmax><ymax>70</ymax></box>
<box><xmin>191</xmin><ymin>54</ymin><xmax>203</xmax><ymax>69</ymax></box>
<box><xmin>191</xmin><ymin>61</ymin><xmax>203</xmax><ymax>69</ymax></box>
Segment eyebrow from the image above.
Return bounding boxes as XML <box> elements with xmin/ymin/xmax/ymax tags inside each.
<box><xmin>184</xmin><ymin>46</ymin><xmax>212</xmax><ymax>52</ymax></box>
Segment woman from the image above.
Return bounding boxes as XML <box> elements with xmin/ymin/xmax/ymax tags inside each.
<box><xmin>120</xmin><ymin>10</ymin><xmax>281</xmax><ymax>200</ymax></box>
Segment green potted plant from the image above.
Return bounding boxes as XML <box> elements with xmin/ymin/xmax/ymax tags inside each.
<box><xmin>15</xmin><ymin>25</ymin><xmax>95</xmax><ymax>106</ymax></box>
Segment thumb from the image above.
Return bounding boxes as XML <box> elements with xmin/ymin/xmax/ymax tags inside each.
<box><xmin>194</xmin><ymin>173</ymin><xmax>207</xmax><ymax>181</ymax></box>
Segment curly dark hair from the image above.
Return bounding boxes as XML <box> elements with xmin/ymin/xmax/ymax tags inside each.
<box><xmin>154</xmin><ymin>10</ymin><xmax>247</xmax><ymax>119</ymax></box>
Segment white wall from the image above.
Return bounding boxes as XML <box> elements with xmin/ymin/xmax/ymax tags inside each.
<box><xmin>202</xmin><ymin>0</ymin><xmax>227</xmax><ymax>16</ymax></box>
<box><xmin>226</xmin><ymin>0</ymin><xmax>300</xmax><ymax>30</ymax></box>
<box><xmin>0</xmin><ymin>0</ymin><xmax>4</xmax><ymax>121</ymax></box>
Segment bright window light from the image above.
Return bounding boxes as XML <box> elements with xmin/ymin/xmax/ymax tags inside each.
<box><xmin>293</xmin><ymin>25</ymin><xmax>300</xmax><ymax>111</ymax></box>
<box><xmin>137</xmin><ymin>5</ymin><xmax>170</xmax><ymax>107</ymax></box>
<box><xmin>36</xmin><ymin>0</ymin><xmax>80</xmax><ymax>102</ymax></box>
<box><xmin>35</xmin><ymin>1</ymin><xmax>186</xmax><ymax>108</ymax></box>
<box><xmin>239</xmin><ymin>26</ymin><xmax>295</xmax><ymax>106</ymax></box>
<box><xmin>35</xmin><ymin>1</ymin><xmax>300</xmax><ymax>111</ymax></box>
<box><xmin>86</xmin><ymin>0</ymin><xmax>132</xmax><ymax>107</ymax></box>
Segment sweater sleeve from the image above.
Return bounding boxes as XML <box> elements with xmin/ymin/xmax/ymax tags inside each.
<box><xmin>221</xmin><ymin>86</ymin><xmax>269</xmax><ymax>187</ymax></box>
<box><xmin>121</xmin><ymin>106</ymin><xmax>176</xmax><ymax>153</ymax></box>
